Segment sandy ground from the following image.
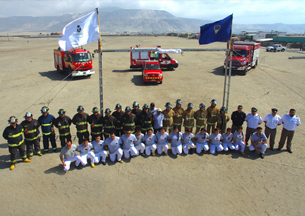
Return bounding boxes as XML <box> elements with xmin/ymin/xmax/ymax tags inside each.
<box><xmin>0</xmin><ymin>36</ymin><xmax>304</xmax><ymax>216</ymax></box>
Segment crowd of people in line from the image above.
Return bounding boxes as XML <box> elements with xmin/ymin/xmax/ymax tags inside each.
<box><xmin>2</xmin><ymin>99</ymin><xmax>301</xmax><ymax>171</ymax></box>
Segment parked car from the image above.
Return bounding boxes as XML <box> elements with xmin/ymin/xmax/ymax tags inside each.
<box><xmin>266</xmin><ymin>44</ymin><xmax>286</xmax><ymax>52</ymax></box>
<box><xmin>142</xmin><ymin>61</ymin><xmax>163</xmax><ymax>84</ymax></box>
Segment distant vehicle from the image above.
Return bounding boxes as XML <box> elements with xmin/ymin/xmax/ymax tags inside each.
<box><xmin>224</xmin><ymin>41</ymin><xmax>261</xmax><ymax>75</ymax></box>
<box><xmin>54</xmin><ymin>48</ymin><xmax>94</xmax><ymax>77</ymax></box>
<box><xmin>130</xmin><ymin>46</ymin><xmax>179</xmax><ymax>71</ymax></box>
<box><xmin>142</xmin><ymin>61</ymin><xmax>163</xmax><ymax>84</ymax></box>
<box><xmin>266</xmin><ymin>44</ymin><xmax>286</xmax><ymax>52</ymax></box>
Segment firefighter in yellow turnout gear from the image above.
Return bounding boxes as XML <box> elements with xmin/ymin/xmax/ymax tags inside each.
<box><xmin>183</xmin><ymin>103</ymin><xmax>195</xmax><ymax>133</ymax></box>
<box><xmin>207</xmin><ymin>99</ymin><xmax>220</xmax><ymax>135</ymax></box>
<box><xmin>162</xmin><ymin>102</ymin><xmax>175</xmax><ymax>134</ymax></box>
<box><xmin>217</xmin><ymin>107</ymin><xmax>230</xmax><ymax>134</ymax></box>
<box><xmin>173</xmin><ymin>99</ymin><xmax>184</xmax><ymax>131</ymax></box>
<box><xmin>195</xmin><ymin>103</ymin><xmax>207</xmax><ymax>134</ymax></box>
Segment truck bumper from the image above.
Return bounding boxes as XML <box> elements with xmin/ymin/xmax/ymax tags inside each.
<box><xmin>223</xmin><ymin>65</ymin><xmax>246</xmax><ymax>71</ymax></box>
<box><xmin>143</xmin><ymin>76</ymin><xmax>163</xmax><ymax>82</ymax></box>
<box><xmin>72</xmin><ymin>69</ymin><xmax>95</xmax><ymax>77</ymax></box>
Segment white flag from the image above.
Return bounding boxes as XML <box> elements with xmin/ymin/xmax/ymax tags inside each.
<box><xmin>58</xmin><ymin>10</ymin><xmax>99</xmax><ymax>51</ymax></box>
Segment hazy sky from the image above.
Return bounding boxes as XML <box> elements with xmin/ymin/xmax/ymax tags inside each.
<box><xmin>1</xmin><ymin>0</ymin><xmax>304</xmax><ymax>24</ymax></box>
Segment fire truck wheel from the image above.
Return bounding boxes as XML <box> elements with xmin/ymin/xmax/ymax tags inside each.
<box><xmin>57</xmin><ymin>66</ymin><xmax>63</xmax><ymax>74</ymax></box>
<box><xmin>160</xmin><ymin>81</ymin><xmax>163</xmax><ymax>84</ymax></box>
<box><xmin>87</xmin><ymin>75</ymin><xmax>91</xmax><ymax>78</ymax></box>
<box><xmin>168</xmin><ymin>65</ymin><xmax>174</xmax><ymax>71</ymax></box>
<box><xmin>242</xmin><ymin>67</ymin><xmax>248</xmax><ymax>76</ymax></box>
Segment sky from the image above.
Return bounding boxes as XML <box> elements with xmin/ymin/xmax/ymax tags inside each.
<box><xmin>1</xmin><ymin>0</ymin><xmax>304</xmax><ymax>24</ymax></box>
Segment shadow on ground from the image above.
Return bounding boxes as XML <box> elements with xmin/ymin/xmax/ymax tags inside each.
<box><xmin>39</xmin><ymin>70</ymin><xmax>91</xmax><ymax>81</ymax></box>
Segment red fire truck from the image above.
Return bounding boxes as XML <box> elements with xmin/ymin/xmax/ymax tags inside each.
<box><xmin>142</xmin><ymin>61</ymin><xmax>163</xmax><ymax>84</ymax></box>
<box><xmin>54</xmin><ymin>48</ymin><xmax>95</xmax><ymax>77</ymax></box>
<box><xmin>130</xmin><ymin>46</ymin><xmax>179</xmax><ymax>71</ymax></box>
<box><xmin>224</xmin><ymin>41</ymin><xmax>261</xmax><ymax>75</ymax></box>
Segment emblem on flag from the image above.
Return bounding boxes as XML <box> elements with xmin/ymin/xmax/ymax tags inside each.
<box><xmin>214</xmin><ymin>25</ymin><xmax>221</xmax><ymax>34</ymax></box>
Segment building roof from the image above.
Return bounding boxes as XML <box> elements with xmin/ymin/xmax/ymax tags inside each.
<box><xmin>273</xmin><ymin>36</ymin><xmax>305</xmax><ymax>43</ymax></box>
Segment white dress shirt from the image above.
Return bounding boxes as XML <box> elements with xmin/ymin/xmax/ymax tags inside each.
<box><xmin>263</xmin><ymin>113</ymin><xmax>281</xmax><ymax>129</ymax></box>
<box><xmin>280</xmin><ymin>114</ymin><xmax>301</xmax><ymax>131</ymax></box>
<box><xmin>245</xmin><ymin>113</ymin><xmax>263</xmax><ymax>129</ymax></box>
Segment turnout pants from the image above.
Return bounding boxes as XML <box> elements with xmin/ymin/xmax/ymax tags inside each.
<box><xmin>245</xmin><ymin>127</ymin><xmax>256</xmax><ymax>145</ymax></box>
<box><xmin>9</xmin><ymin>143</ymin><xmax>26</xmax><ymax>164</ymax></box>
<box><xmin>207</xmin><ymin>123</ymin><xmax>216</xmax><ymax>135</ymax></box>
<box><xmin>173</xmin><ymin>123</ymin><xmax>182</xmax><ymax>132</ymax></box>
<box><xmin>278</xmin><ymin>128</ymin><xmax>295</xmax><ymax>150</ymax></box>
<box><xmin>77</xmin><ymin>131</ymin><xmax>89</xmax><ymax>144</ymax></box>
<box><xmin>265</xmin><ymin>127</ymin><xmax>277</xmax><ymax>149</ymax></box>
<box><xmin>196</xmin><ymin>142</ymin><xmax>209</xmax><ymax>153</ymax></box>
<box><xmin>25</xmin><ymin>138</ymin><xmax>41</xmax><ymax>157</ymax></box>
<box><xmin>43</xmin><ymin>134</ymin><xmax>56</xmax><ymax>152</ymax></box>
<box><xmin>60</xmin><ymin>134</ymin><xmax>72</xmax><ymax>148</ymax></box>
<box><xmin>115</xmin><ymin>129</ymin><xmax>123</xmax><ymax>137</ymax></box>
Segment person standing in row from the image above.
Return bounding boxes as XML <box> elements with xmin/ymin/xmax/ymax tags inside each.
<box><xmin>3</xmin><ymin>116</ymin><xmax>31</xmax><ymax>170</ymax></box>
<box><xmin>59</xmin><ymin>141</ymin><xmax>79</xmax><ymax>172</ymax></box>
<box><xmin>183</xmin><ymin>103</ymin><xmax>195</xmax><ymax>133</ymax></box>
<box><xmin>163</xmin><ymin>102</ymin><xmax>175</xmax><ymax>134</ymax></box>
<box><xmin>112</xmin><ymin>104</ymin><xmax>124</xmax><ymax>137</ymax></box>
<box><xmin>231</xmin><ymin>105</ymin><xmax>246</xmax><ymax>133</ymax></box>
<box><xmin>38</xmin><ymin>106</ymin><xmax>57</xmax><ymax>153</ymax></box>
<box><xmin>277</xmin><ymin>109</ymin><xmax>301</xmax><ymax>153</ymax></box>
<box><xmin>249</xmin><ymin>127</ymin><xmax>267</xmax><ymax>159</ymax></box>
<box><xmin>153</xmin><ymin>108</ymin><xmax>164</xmax><ymax>134</ymax></box>
<box><xmin>263</xmin><ymin>108</ymin><xmax>281</xmax><ymax>151</ymax></box>
<box><xmin>245</xmin><ymin>107</ymin><xmax>262</xmax><ymax>145</ymax></box>
<box><xmin>207</xmin><ymin>99</ymin><xmax>220</xmax><ymax>135</ymax></box>
<box><xmin>87</xmin><ymin>107</ymin><xmax>103</xmax><ymax>141</ymax></box>
<box><xmin>54</xmin><ymin>109</ymin><xmax>72</xmax><ymax>148</ymax></box>
<box><xmin>173</xmin><ymin>99</ymin><xmax>184</xmax><ymax>131</ymax></box>
<box><xmin>132</xmin><ymin>101</ymin><xmax>142</xmax><ymax>131</ymax></box>
<box><xmin>102</xmin><ymin>108</ymin><xmax>116</xmax><ymax>139</ymax></box>
<box><xmin>217</xmin><ymin>107</ymin><xmax>230</xmax><ymax>134</ymax></box>
<box><xmin>140</xmin><ymin>104</ymin><xmax>153</xmax><ymax>134</ymax></box>
<box><xmin>149</xmin><ymin>103</ymin><xmax>158</xmax><ymax>116</ymax></box>
<box><xmin>122</xmin><ymin>106</ymin><xmax>136</xmax><ymax>134</ymax></box>
<box><xmin>21</xmin><ymin>112</ymin><xmax>42</xmax><ymax>159</ymax></box>
<box><xmin>195</xmin><ymin>103</ymin><xmax>207</xmax><ymax>134</ymax></box>
<box><xmin>72</xmin><ymin>105</ymin><xmax>89</xmax><ymax>144</ymax></box>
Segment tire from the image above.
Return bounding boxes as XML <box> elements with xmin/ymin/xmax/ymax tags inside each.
<box><xmin>87</xmin><ymin>75</ymin><xmax>91</xmax><ymax>78</ymax></box>
<box><xmin>160</xmin><ymin>81</ymin><xmax>163</xmax><ymax>84</ymax></box>
<box><xmin>168</xmin><ymin>65</ymin><xmax>174</xmax><ymax>71</ymax></box>
<box><xmin>57</xmin><ymin>66</ymin><xmax>61</xmax><ymax>73</ymax></box>
<box><xmin>281</xmin><ymin>49</ymin><xmax>285</xmax><ymax>52</ymax></box>
<box><xmin>242</xmin><ymin>67</ymin><xmax>248</xmax><ymax>76</ymax></box>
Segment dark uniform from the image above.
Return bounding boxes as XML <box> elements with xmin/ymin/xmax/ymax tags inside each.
<box><xmin>132</xmin><ymin>108</ymin><xmax>142</xmax><ymax>130</ymax></box>
<box><xmin>217</xmin><ymin>112</ymin><xmax>230</xmax><ymax>134</ymax></box>
<box><xmin>87</xmin><ymin>113</ymin><xmax>103</xmax><ymax>141</ymax></box>
<box><xmin>38</xmin><ymin>113</ymin><xmax>57</xmax><ymax>153</ymax></box>
<box><xmin>21</xmin><ymin>118</ymin><xmax>41</xmax><ymax>157</ymax></box>
<box><xmin>54</xmin><ymin>115</ymin><xmax>72</xmax><ymax>147</ymax></box>
<box><xmin>122</xmin><ymin>113</ymin><xmax>136</xmax><ymax>134</ymax></box>
<box><xmin>3</xmin><ymin>124</ymin><xmax>27</xmax><ymax>165</ymax></box>
<box><xmin>102</xmin><ymin>115</ymin><xmax>116</xmax><ymax>139</ymax></box>
<box><xmin>112</xmin><ymin>110</ymin><xmax>125</xmax><ymax>136</ymax></box>
<box><xmin>140</xmin><ymin>110</ymin><xmax>153</xmax><ymax>134</ymax></box>
<box><xmin>231</xmin><ymin>110</ymin><xmax>246</xmax><ymax>133</ymax></box>
<box><xmin>72</xmin><ymin>112</ymin><xmax>89</xmax><ymax>144</ymax></box>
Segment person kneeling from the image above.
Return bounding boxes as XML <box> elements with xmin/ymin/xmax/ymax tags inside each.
<box><xmin>221</xmin><ymin>128</ymin><xmax>235</xmax><ymax>151</ymax></box>
<box><xmin>92</xmin><ymin>135</ymin><xmax>107</xmax><ymax>165</ymax></box>
<box><xmin>195</xmin><ymin>128</ymin><xmax>209</xmax><ymax>154</ymax></box>
<box><xmin>120</xmin><ymin>130</ymin><xmax>138</xmax><ymax>159</ymax></box>
<box><xmin>59</xmin><ymin>141</ymin><xmax>80</xmax><ymax>171</ymax></box>
<box><xmin>232</xmin><ymin>126</ymin><xmax>246</xmax><ymax>155</ymax></box>
<box><xmin>144</xmin><ymin>129</ymin><xmax>157</xmax><ymax>156</ymax></box>
<box><xmin>182</xmin><ymin>128</ymin><xmax>195</xmax><ymax>154</ymax></box>
<box><xmin>76</xmin><ymin>139</ymin><xmax>95</xmax><ymax>168</ymax></box>
<box><xmin>249</xmin><ymin>127</ymin><xmax>267</xmax><ymax>159</ymax></box>
<box><xmin>168</xmin><ymin>126</ymin><xmax>182</xmax><ymax>156</ymax></box>
<box><xmin>134</xmin><ymin>129</ymin><xmax>145</xmax><ymax>155</ymax></box>
<box><xmin>155</xmin><ymin>127</ymin><xmax>169</xmax><ymax>156</ymax></box>
<box><xmin>208</xmin><ymin>128</ymin><xmax>224</xmax><ymax>154</ymax></box>
<box><xmin>104</xmin><ymin>132</ymin><xmax>123</xmax><ymax>163</ymax></box>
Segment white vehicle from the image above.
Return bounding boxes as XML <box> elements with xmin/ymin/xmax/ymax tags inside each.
<box><xmin>266</xmin><ymin>44</ymin><xmax>286</xmax><ymax>52</ymax></box>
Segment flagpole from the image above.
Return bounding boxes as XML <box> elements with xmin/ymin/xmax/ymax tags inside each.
<box><xmin>96</xmin><ymin>7</ymin><xmax>103</xmax><ymax>115</ymax></box>
<box><xmin>226</xmin><ymin>15</ymin><xmax>233</xmax><ymax>112</ymax></box>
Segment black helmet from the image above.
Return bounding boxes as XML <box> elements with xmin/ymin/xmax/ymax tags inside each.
<box><xmin>125</xmin><ymin>106</ymin><xmax>131</xmax><ymax>112</ymax></box>
<box><xmin>77</xmin><ymin>105</ymin><xmax>84</xmax><ymax>112</ymax></box>
<box><xmin>188</xmin><ymin>103</ymin><xmax>194</xmax><ymax>108</ymax></box>
<box><xmin>165</xmin><ymin>102</ymin><xmax>172</xmax><ymax>109</ymax></box>
<box><xmin>133</xmin><ymin>101</ymin><xmax>139</xmax><ymax>108</ymax></box>
<box><xmin>92</xmin><ymin>107</ymin><xmax>99</xmax><ymax>113</ymax></box>
<box><xmin>199</xmin><ymin>103</ymin><xmax>205</xmax><ymax>108</ymax></box>
<box><xmin>24</xmin><ymin>112</ymin><xmax>33</xmax><ymax>118</ymax></box>
<box><xmin>115</xmin><ymin>104</ymin><xmax>122</xmax><ymax>109</ymax></box>
<box><xmin>8</xmin><ymin>116</ymin><xmax>18</xmax><ymax>124</ymax></box>
<box><xmin>58</xmin><ymin>109</ymin><xmax>66</xmax><ymax>115</ymax></box>
<box><xmin>105</xmin><ymin>108</ymin><xmax>111</xmax><ymax>114</ymax></box>
<box><xmin>176</xmin><ymin>99</ymin><xmax>182</xmax><ymax>105</ymax></box>
<box><xmin>221</xmin><ymin>107</ymin><xmax>226</xmax><ymax>112</ymax></box>
<box><xmin>41</xmin><ymin>106</ymin><xmax>49</xmax><ymax>114</ymax></box>
<box><xmin>211</xmin><ymin>99</ymin><xmax>217</xmax><ymax>105</ymax></box>
<box><xmin>143</xmin><ymin>104</ymin><xmax>149</xmax><ymax>109</ymax></box>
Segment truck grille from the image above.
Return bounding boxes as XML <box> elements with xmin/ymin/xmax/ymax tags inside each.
<box><xmin>232</xmin><ymin>60</ymin><xmax>239</xmax><ymax>65</ymax></box>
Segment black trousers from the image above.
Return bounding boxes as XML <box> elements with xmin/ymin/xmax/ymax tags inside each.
<box><xmin>59</xmin><ymin>134</ymin><xmax>72</xmax><ymax>147</ymax></box>
<box><xmin>25</xmin><ymin>138</ymin><xmax>41</xmax><ymax>157</ymax></box>
<box><xmin>9</xmin><ymin>143</ymin><xmax>26</xmax><ymax>164</ymax></box>
<box><xmin>115</xmin><ymin>129</ymin><xmax>123</xmax><ymax>137</ymax></box>
<box><xmin>278</xmin><ymin>128</ymin><xmax>295</xmax><ymax>150</ymax></box>
<box><xmin>43</xmin><ymin>134</ymin><xmax>57</xmax><ymax>152</ymax></box>
<box><xmin>77</xmin><ymin>131</ymin><xmax>89</xmax><ymax>144</ymax></box>
<box><xmin>265</xmin><ymin>127</ymin><xmax>277</xmax><ymax>149</ymax></box>
<box><xmin>245</xmin><ymin>127</ymin><xmax>256</xmax><ymax>145</ymax></box>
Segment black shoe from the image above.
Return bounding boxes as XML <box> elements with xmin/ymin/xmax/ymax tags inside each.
<box><xmin>53</xmin><ymin>149</ymin><xmax>58</xmax><ymax>153</ymax></box>
<box><xmin>43</xmin><ymin>151</ymin><xmax>48</xmax><ymax>154</ymax></box>
<box><xmin>101</xmin><ymin>161</ymin><xmax>106</xmax><ymax>165</ymax></box>
<box><xmin>189</xmin><ymin>148</ymin><xmax>193</xmax><ymax>154</ymax></box>
<box><xmin>260</xmin><ymin>153</ymin><xmax>264</xmax><ymax>159</ymax></box>
<box><xmin>270</xmin><ymin>147</ymin><xmax>274</xmax><ymax>151</ymax></box>
<box><xmin>276</xmin><ymin>148</ymin><xmax>281</xmax><ymax>151</ymax></box>
<box><xmin>287</xmin><ymin>149</ymin><xmax>292</xmax><ymax>154</ymax></box>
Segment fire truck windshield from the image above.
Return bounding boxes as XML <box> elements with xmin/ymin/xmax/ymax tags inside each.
<box><xmin>145</xmin><ymin>64</ymin><xmax>160</xmax><ymax>70</ymax></box>
<box><xmin>233</xmin><ymin>49</ymin><xmax>248</xmax><ymax>57</ymax></box>
<box><xmin>72</xmin><ymin>53</ymin><xmax>92</xmax><ymax>62</ymax></box>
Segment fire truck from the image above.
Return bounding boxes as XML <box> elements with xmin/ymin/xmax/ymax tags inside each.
<box><xmin>130</xmin><ymin>46</ymin><xmax>179</xmax><ymax>71</ymax></box>
<box><xmin>54</xmin><ymin>48</ymin><xmax>95</xmax><ymax>77</ymax></box>
<box><xmin>142</xmin><ymin>61</ymin><xmax>163</xmax><ymax>84</ymax></box>
<box><xmin>224</xmin><ymin>41</ymin><xmax>261</xmax><ymax>75</ymax></box>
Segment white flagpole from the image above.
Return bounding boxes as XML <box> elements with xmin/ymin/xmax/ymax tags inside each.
<box><xmin>96</xmin><ymin>8</ymin><xmax>103</xmax><ymax>115</ymax></box>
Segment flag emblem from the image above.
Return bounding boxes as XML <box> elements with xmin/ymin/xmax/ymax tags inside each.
<box><xmin>214</xmin><ymin>25</ymin><xmax>221</xmax><ymax>34</ymax></box>
<box><xmin>77</xmin><ymin>25</ymin><xmax>82</xmax><ymax>33</ymax></box>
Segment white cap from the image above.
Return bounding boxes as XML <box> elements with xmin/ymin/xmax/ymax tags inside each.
<box><xmin>157</xmin><ymin>108</ymin><xmax>162</xmax><ymax>112</ymax></box>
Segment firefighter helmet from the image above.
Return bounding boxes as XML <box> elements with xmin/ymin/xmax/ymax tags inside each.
<box><xmin>165</xmin><ymin>102</ymin><xmax>172</xmax><ymax>109</ymax></box>
<box><xmin>133</xmin><ymin>101</ymin><xmax>139</xmax><ymax>108</ymax></box>
<box><xmin>221</xmin><ymin>107</ymin><xmax>226</xmax><ymax>112</ymax></box>
<box><xmin>199</xmin><ymin>103</ymin><xmax>205</xmax><ymax>108</ymax></box>
<box><xmin>24</xmin><ymin>112</ymin><xmax>33</xmax><ymax>118</ymax></box>
<box><xmin>8</xmin><ymin>116</ymin><xmax>18</xmax><ymax>124</ymax></box>
<box><xmin>105</xmin><ymin>108</ymin><xmax>111</xmax><ymax>114</ymax></box>
<box><xmin>176</xmin><ymin>99</ymin><xmax>182</xmax><ymax>105</ymax></box>
<box><xmin>92</xmin><ymin>107</ymin><xmax>99</xmax><ymax>113</ymax></box>
<box><xmin>143</xmin><ymin>104</ymin><xmax>149</xmax><ymax>109</ymax></box>
<box><xmin>77</xmin><ymin>105</ymin><xmax>84</xmax><ymax>112</ymax></box>
<box><xmin>188</xmin><ymin>103</ymin><xmax>194</xmax><ymax>108</ymax></box>
<box><xmin>211</xmin><ymin>99</ymin><xmax>217</xmax><ymax>105</ymax></box>
<box><xmin>58</xmin><ymin>109</ymin><xmax>66</xmax><ymax>115</ymax></box>
<box><xmin>125</xmin><ymin>106</ymin><xmax>131</xmax><ymax>112</ymax></box>
<box><xmin>115</xmin><ymin>104</ymin><xmax>122</xmax><ymax>109</ymax></box>
<box><xmin>41</xmin><ymin>106</ymin><xmax>49</xmax><ymax>114</ymax></box>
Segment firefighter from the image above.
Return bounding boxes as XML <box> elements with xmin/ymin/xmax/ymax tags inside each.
<box><xmin>162</xmin><ymin>102</ymin><xmax>175</xmax><ymax>134</ymax></box>
<box><xmin>87</xmin><ymin>107</ymin><xmax>103</xmax><ymax>141</ymax></box>
<box><xmin>183</xmin><ymin>103</ymin><xmax>195</xmax><ymax>133</ymax></box>
<box><xmin>54</xmin><ymin>109</ymin><xmax>72</xmax><ymax>148</ymax></box>
<box><xmin>195</xmin><ymin>103</ymin><xmax>207</xmax><ymax>134</ymax></box>
<box><xmin>140</xmin><ymin>104</ymin><xmax>153</xmax><ymax>134</ymax></box>
<box><xmin>132</xmin><ymin>101</ymin><xmax>142</xmax><ymax>130</ymax></box>
<box><xmin>21</xmin><ymin>112</ymin><xmax>42</xmax><ymax>159</ymax></box>
<box><xmin>112</xmin><ymin>104</ymin><xmax>125</xmax><ymax>137</ymax></box>
<box><xmin>207</xmin><ymin>99</ymin><xmax>220</xmax><ymax>135</ymax></box>
<box><xmin>122</xmin><ymin>106</ymin><xmax>136</xmax><ymax>134</ymax></box>
<box><xmin>38</xmin><ymin>106</ymin><xmax>57</xmax><ymax>153</ymax></box>
<box><xmin>3</xmin><ymin>116</ymin><xmax>31</xmax><ymax>170</ymax></box>
<box><xmin>102</xmin><ymin>108</ymin><xmax>116</xmax><ymax>139</ymax></box>
<box><xmin>173</xmin><ymin>99</ymin><xmax>184</xmax><ymax>131</ymax></box>
<box><xmin>72</xmin><ymin>105</ymin><xmax>89</xmax><ymax>144</ymax></box>
<box><xmin>217</xmin><ymin>107</ymin><xmax>230</xmax><ymax>134</ymax></box>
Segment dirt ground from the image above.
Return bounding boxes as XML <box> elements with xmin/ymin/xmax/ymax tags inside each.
<box><xmin>0</xmin><ymin>36</ymin><xmax>304</xmax><ymax>216</ymax></box>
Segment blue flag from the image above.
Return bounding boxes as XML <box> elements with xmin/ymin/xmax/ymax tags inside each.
<box><xmin>199</xmin><ymin>14</ymin><xmax>233</xmax><ymax>45</ymax></box>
